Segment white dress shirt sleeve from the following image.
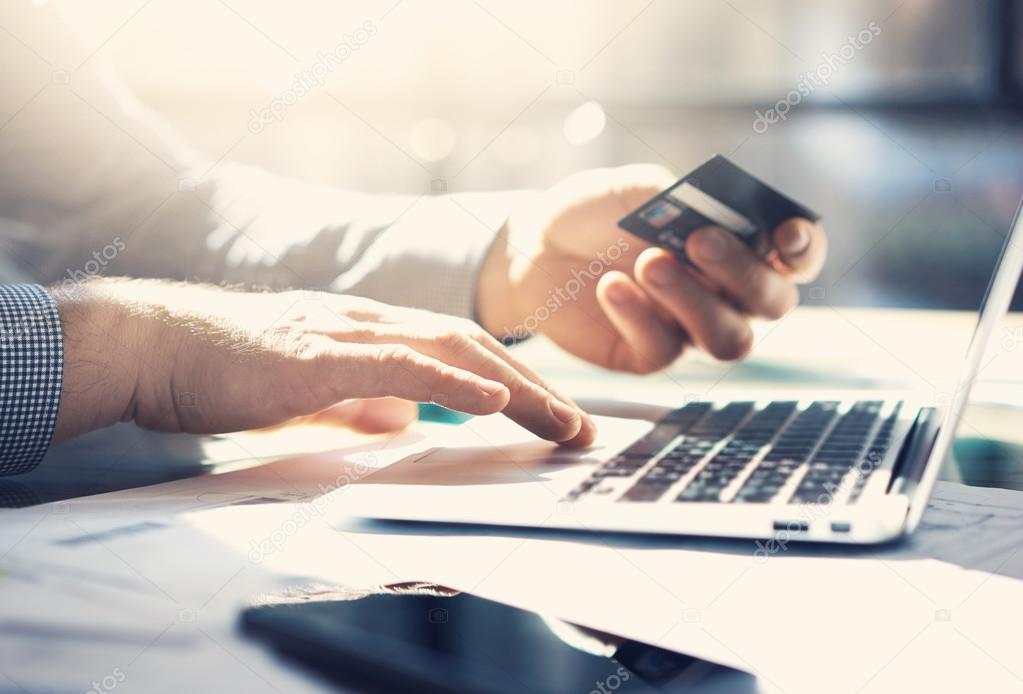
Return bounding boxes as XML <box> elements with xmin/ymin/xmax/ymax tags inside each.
<box><xmin>0</xmin><ymin>0</ymin><xmax>519</xmax><ymax>320</ymax></box>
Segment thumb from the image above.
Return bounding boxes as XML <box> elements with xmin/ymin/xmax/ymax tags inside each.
<box><xmin>307</xmin><ymin>398</ymin><xmax>419</xmax><ymax>433</ymax></box>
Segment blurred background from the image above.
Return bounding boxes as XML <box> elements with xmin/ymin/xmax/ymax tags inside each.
<box><xmin>50</xmin><ymin>0</ymin><xmax>1023</xmax><ymax>310</ymax></box>
<box><xmin>4</xmin><ymin>0</ymin><xmax>1023</xmax><ymax>502</ymax></box>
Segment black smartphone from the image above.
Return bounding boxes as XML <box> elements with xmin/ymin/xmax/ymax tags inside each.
<box><xmin>240</xmin><ymin>589</ymin><xmax>711</xmax><ymax>693</ymax></box>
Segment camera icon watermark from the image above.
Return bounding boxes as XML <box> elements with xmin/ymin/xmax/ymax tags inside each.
<box><xmin>681</xmin><ymin>608</ymin><xmax>702</xmax><ymax>624</ymax></box>
<box><xmin>178</xmin><ymin>608</ymin><xmax>197</xmax><ymax>623</ymax></box>
<box><xmin>427</xmin><ymin>607</ymin><xmax>448</xmax><ymax>623</ymax></box>
<box><xmin>177</xmin><ymin>177</ymin><xmax>197</xmax><ymax>193</ymax></box>
<box><xmin>1001</xmin><ymin>325</ymin><xmax>1023</xmax><ymax>352</ymax></box>
<box><xmin>555</xmin><ymin>69</ymin><xmax>575</xmax><ymax>85</ymax></box>
<box><xmin>934</xmin><ymin>178</ymin><xmax>952</xmax><ymax>193</ymax></box>
<box><xmin>681</xmin><ymin>392</ymin><xmax>704</xmax><ymax>406</ymax></box>
<box><xmin>808</xmin><ymin>286</ymin><xmax>827</xmax><ymax>301</ymax></box>
<box><xmin>934</xmin><ymin>608</ymin><xmax>952</xmax><ymax>623</ymax></box>
<box><xmin>430</xmin><ymin>178</ymin><xmax>447</xmax><ymax>193</ymax></box>
<box><xmin>52</xmin><ymin>69</ymin><xmax>70</xmax><ymax>85</ymax></box>
<box><xmin>177</xmin><ymin>392</ymin><xmax>197</xmax><ymax>408</ymax></box>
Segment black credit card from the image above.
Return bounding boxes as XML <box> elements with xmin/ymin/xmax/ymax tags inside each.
<box><xmin>617</xmin><ymin>155</ymin><xmax>820</xmax><ymax>263</ymax></box>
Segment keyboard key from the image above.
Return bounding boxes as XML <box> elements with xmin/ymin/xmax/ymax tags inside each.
<box><xmin>662</xmin><ymin>402</ymin><xmax>712</xmax><ymax>426</ymax></box>
<box><xmin>788</xmin><ymin>402</ymin><xmax>884</xmax><ymax>504</ymax></box>
<box><xmin>573</xmin><ymin>399</ymin><xmax>902</xmax><ymax>507</ymax></box>
<box><xmin>675</xmin><ymin>402</ymin><xmax>797</xmax><ymax>503</ymax></box>
<box><xmin>620</xmin><ymin>422</ymin><xmax>688</xmax><ymax>457</ymax></box>
<box><xmin>622</xmin><ymin>483</ymin><xmax>671</xmax><ymax>502</ymax></box>
<box><xmin>677</xmin><ymin>484</ymin><xmax>724</xmax><ymax>502</ymax></box>
<box><xmin>642</xmin><ymin>468</ymin><xmax>686</xmax><ymax>482</ymax></box>
<box><xmin>593</xmin><ymin>467</ymin><xmax>642</xmax><ymax>478</ymax></box>
<box><xmin>728</xmin><ymin>401</ymin><xmax>842</xmax><ymax>502</ymax></box>
<box><xmin>847</xmin><ymin>404</ymin><xmax>901</xmax><ymax>503</ymax></box>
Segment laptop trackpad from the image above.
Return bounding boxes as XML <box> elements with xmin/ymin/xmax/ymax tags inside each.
<box><xmin>361</xmin><ymin>444</ymin><xmax>603</xmax><ymax>486</ymax></box>
<box><xmin>360</xmin><ymin>416</ymin><xmax>652</xmax><ymax>487</ymax></box>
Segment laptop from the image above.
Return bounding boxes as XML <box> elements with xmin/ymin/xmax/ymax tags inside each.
<box><xmin>337</xmin><ymin>198</ymin><xmax>1023</xmax><ymax>545</ymax></box>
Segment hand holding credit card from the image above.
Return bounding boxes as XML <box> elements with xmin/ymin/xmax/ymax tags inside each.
<box><xmin>476</xmin><ymin>159</ymin><xmax>827</xmax><ymax>374</ymax></box>
<box><xmin>617</xmin><ymin>155</ymin><xmax>820</xmax><ymax>265</ymax></box>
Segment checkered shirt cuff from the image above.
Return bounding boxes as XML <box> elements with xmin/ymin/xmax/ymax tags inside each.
<box><xmin>0</xmin><ymin>284</ymin><xmax>63</xmax><ymax>475</ymax></box>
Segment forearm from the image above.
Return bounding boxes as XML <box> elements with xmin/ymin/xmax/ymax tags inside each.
<box><xmin>48</xmin><ymin>280</ymin><xmax>147</xmax><ymax>445</ymax></box>
<box><xmin>49</xmin><ymin>277</ymin><xmax>252</xmax><ymax>443</ymax></box>
<box><xmin>49</xmin><ymin>277</ymin><xmax>251</xmax><ymax>444</ymax></box>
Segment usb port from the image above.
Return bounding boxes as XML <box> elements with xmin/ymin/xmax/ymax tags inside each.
<box><xmin>831</xmin><ymin>522</ymin><xmax>852</xmax><ymax>533</ymax></box>
<box><xmin>772</xmin><ymin>520</ymin><xmax>809</xmax><ymax>532</ymax></box>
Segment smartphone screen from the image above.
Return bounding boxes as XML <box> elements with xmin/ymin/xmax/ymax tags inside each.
<box><xmin>242</xmin><ymin>590</ymin><xmax>690</xmax><ymax>693</ymax></box>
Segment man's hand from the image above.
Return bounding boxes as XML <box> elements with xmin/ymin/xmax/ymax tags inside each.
<box><xmin>477</xmin><ymin>164</ymin><xmax>827</xmax><ymax>372</ymax></box>
<box><xmin>50</xmin><ymin>279</ymin><xmax>595</xmax><ymax>447</ymax></box>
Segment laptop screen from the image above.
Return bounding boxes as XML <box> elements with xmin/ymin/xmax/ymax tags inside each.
<box><xmin>908</xmin><ymin>196</ymin><xmax>1023</xmax><ymax>526</ymax></box>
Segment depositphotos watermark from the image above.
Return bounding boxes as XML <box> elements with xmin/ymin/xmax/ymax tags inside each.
<box><xmin>752</xmin><ymin>448</ymin><xmax>884</xmax><ymax>563</ymax></box>
<box><xmin>753</xmin><ymin>21</ymin><xmax>881</xmax><ymax>134</ymax></box>
<box><xmin>62</xmin><ymin>237</ymin><xmax>125</xmax><ymax>290</ymax></box>
<box><xmin>247</xmin><ymin>455</ymin><xmax>376</xmax><ymax>563</ymax></box>
<box><xmin>0</xmin><ymin>237</ymin><xmax>124</xmax><ymax>349</ymax></box>
<box><xmin>84</xmin><ymin>667</ymin><xmax>125</xmax><ymax>694</ymax></box>
<box><xmin>590</xmin><ymin>666</ymin><xmax>633</xmax><ymax>694</ymax></box>
<box><xmin>247</xmin><ymin>20</ymin><xmax>377</xmax><ymax>134</ymax></box>
<box><xmin>502</xmin><ymin>237</ymin><xmax>630</xmax><ymax>341</ymax></box>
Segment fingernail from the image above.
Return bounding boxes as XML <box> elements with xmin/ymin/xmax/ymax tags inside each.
<box><xmin>645</xmin><ymin>258</ymin><xmax>677</xmax><ymax>287</ymax></box>
<box><xmin>605</xmin><ymin>282</ymin><xmax>632</xmax><ymax>305</ymax></box>
<box><xmin>693</xmin><ymin>227</ymin><xmax>727</xmax><ymax>262</ymax></box>
<box><xmin>478</xmin><ymin>381</ymin><xmax>506</xmax><ymax>397</ymax></box>
<box><xmin>781</xmin><ymin>224</ymin><xmax>810</xmax><ymax>256</ymax></box>
<box><xmin>548</xmin><ymin>397</ymin><xmax>580</xmax><ymax>425</ymax></box>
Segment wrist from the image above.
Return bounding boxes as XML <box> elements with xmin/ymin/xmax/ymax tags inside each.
<box><xmin>477</xmin><ymin>217</ymin><xmax>529</xmax><ymax>340</ymax></box>
<box><xmin>50</xmin><ymin>278</ymin><xmax>150</xmax><ymax>443</ymax></box>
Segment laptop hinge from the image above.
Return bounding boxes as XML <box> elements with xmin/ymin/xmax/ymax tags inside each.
<box><xmin>887</xmin><ymin>406</ymin><xmax>940</xmax><ymax>496</ymax></box>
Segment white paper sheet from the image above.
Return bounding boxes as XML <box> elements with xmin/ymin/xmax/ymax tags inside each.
<box><xmin>4</xmin><ymin>418</ymin><xmax>1023</xmax><ymax>694</ymax></box>
<box><xmin>183</xmin><ymin>473</ymin><xmax>1023</xmax><ymax>693</ymax></box>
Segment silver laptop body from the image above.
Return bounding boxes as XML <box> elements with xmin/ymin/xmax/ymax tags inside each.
<box><xmin>338</xmin><ymin>198</ymin><xmax>1023</xmax><ymax>545</ymax></box>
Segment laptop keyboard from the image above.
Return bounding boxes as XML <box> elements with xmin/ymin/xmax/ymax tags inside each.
<box><xmin>565</xmin><ymin>400</ymin><xmax>902</xmax><ymax>505</ymax></box>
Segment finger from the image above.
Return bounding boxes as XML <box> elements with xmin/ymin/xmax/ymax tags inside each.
<box><xmin>330</xmin><ymin>328</ymin><xmax>585</xmax><ymax>444</ymax></box>
<box><xmin>595</xmin><ymin>271</ymin><xmax>687</xmax><ymax>374</ymax></box>
<box><xmin>771</xmin><ymin>218</ymin><xmax>827</xmax><ymax>282</ymax></box>
<box><xmin>308</xmin><ymin>398</ymin><xmax>418</xmax><ymax>433</ymax></box>
<box><xmin>634</xmin><ymin>248</ymin><xmax>754</xmax><ymax>361</ymax></box>
<box><xmin>685</xmin><ymin>226</ymin><xmax>798</xmax><ymax>320</ymax></box>
<box><xmin>471</xmin><ymin>331</ymin><xmax>597</xmax><ymax>448</ymax></box>
<box><xmin>328</xmin><ymin>343</ymin><xmax>511</xmax><ymax>416</ymax></box>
